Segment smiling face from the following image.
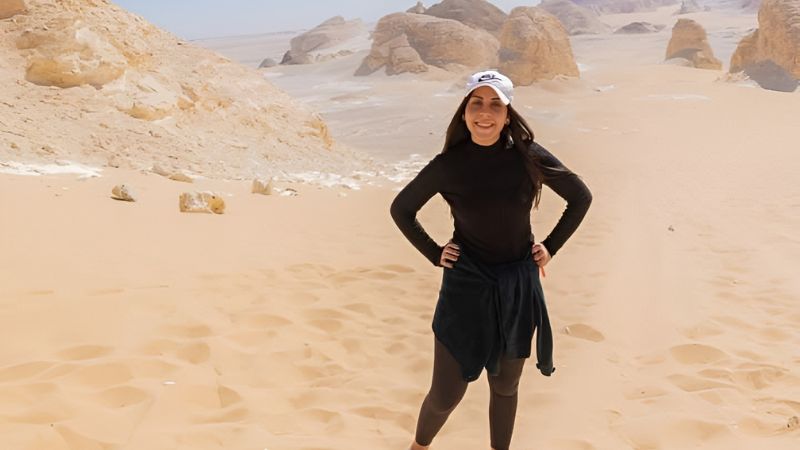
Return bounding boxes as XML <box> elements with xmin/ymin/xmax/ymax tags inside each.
<box><xmin>464</xmin><ymin>86</ymin><xmax>509</xmax><ymax>146</ymax></box>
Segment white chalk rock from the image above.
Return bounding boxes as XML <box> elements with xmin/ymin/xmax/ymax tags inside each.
<box><xmin>111</xmin><ymin>184</ymin><xmax>136</xmax><ymax>202</ymax></box>
<box><xmin>252</xmin><ymin>178</ymin><xmax>274</xmax><ymax>195</ymax></box>
<box><xmin>152</xmin><ymin>164</ymin><xmax>194</xmax><ymax>183</ymax></box>
<box><xmin>179</xmin><ymin>191</ymin><xmax>225</xmax><ymax>214</ymax></box>
<box><xmin>19</xmin><ymin>25</ymin><xmax>128</xmax><ymax>88</ymax></box>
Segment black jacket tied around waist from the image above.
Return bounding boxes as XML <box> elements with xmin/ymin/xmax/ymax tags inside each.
<box><xmin>432</xmin><ymin>243</ymin><xmax>555</xmax><ymax>382</ymax></box>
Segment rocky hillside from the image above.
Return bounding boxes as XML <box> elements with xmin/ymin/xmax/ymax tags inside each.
<box><xmin>0</xmin><ymin>0</ymin><xmax>369</xmax><ymax>179</ymax></box>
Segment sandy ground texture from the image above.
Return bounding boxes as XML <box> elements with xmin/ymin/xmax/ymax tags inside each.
<box><xmin>1</xmin><ymin>3</ymin><xmax>799</xmax><ymax>450</ymax></box>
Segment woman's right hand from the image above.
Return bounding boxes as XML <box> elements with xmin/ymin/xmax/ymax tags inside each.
<box><xmin>439</xmin><ymin>241</ymin><xmax>460</xmax><ymax>268</ymax></box>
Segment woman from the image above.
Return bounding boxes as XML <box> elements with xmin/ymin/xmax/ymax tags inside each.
<box><xmin>390</xmin><ymin>70</ymin><xmax>592</xmax><ymax>450</ymax></box>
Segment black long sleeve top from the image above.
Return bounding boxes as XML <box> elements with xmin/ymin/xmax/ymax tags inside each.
<box><xmin>390</xmin><ymin>139</ymin><xmax>592</xmax><ymax>267</ymax></box>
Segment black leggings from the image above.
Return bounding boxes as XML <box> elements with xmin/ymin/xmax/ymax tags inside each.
<box><xmin>414</xmin><ymin>338</ymin><xmax>526</xmax><ymax>450</ymax></box>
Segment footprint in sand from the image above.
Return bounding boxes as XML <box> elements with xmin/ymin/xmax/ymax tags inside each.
<box><xmin>56</xmin><ymin>345</ymin><xmax>114</xmax><ymax>361</ymax></box>
<box><xmin>339</xmin><ymin>338</ymin><xmax>363</xmax><ymax>355</ymax></box>
<box><xmin>140</xmin><ymin>339</ymin><xmax>210</xmax><ymax>364</ymax></box>
<box><xmin>217</xmin><ymin>385</ymin><xmax>243</xmax><ymax>408</ymax></box>
<box><xmin>95</xmin><ymin>385</ymin><xmax>151</xmax><ymax>409</ymax></box>
<box><xmin>562</xmin><ymin>323</ymin><xmax>605</xmax><ymax>342</ymax></box>
<box><xmin>384</xmin><ymin>342</ymin><xmax>408</xmax><ymax>356</ymax></box>
<box><xmin>286</xmin><ymin>263</ymin><xmax>335</xmax><ymax>279</ymax></box>
<box><xmin>361</xmin><ymin>269</ymin><xmax>399</xmax><ymax>280</ymax></box>
<box><xmin>349</xmin><ymin>405</ymin><xmax>415</xmax><ymax>428</ymax></box>
<box><xmin>667</xmin><ymin>373</ymin><xmax>735</xmax><ymax>392</ymax></box>
<box><xmin>755</xmin><ymin>326</ymin><xmax>792</xmax><ymax>342</ymax></box>
<box><xmin>161</xmin><ymin>323</ymin><xmax>214</xmax><ymax>339</ymax></box>
<box><xmin>67</xmin><ymin>362</ymin><xmax>133</xmax><ymax>387</ymax></box>
<box><xmin>174</xmin><ymin>342</ymin><xmax>211</xmax><ymax>364</ymax></box>
<box><xmin>681</xmin><ymin>322</ymin><xmax>724</xmax><ymax>339</ymax></box>
<box><xmin>308</xmin><ymin>318</ymin><xmax>343</xmax><ymax>333</ymax></box>
<box><xmin>225</xmin><ymin>329</ymin><xmax>279</xmax><ymax>349</ymax></box>
<box><xmin>712</xmin><ymin>314</ymin><xmax>755</xmax><ymax>331</ymax></box>
<box><xmin>623</xmin><ymin>385</ymin><xmax>668</xmax><ymax>401</ymax></box>
<box><xmin>195</xmin><ymin>407</ymin><xmax>249</xmax><ymax>424</ymax></box>
<box><xmin>56</xmin><ymin>425</ymin><xmax>116</xmax><ymax>450</ymax></box>
<box><xmin>234</xmin><ymin>312</ymin><xmax>292</xmax><ymax>329</ymax></box>
<box><xmin>287</xmin><ymin>291</ymin><xmax>321</xmax><ymax>306</ymax></box>
<box><xmin>731</xmin><ymin>363</ymin><xmax>789</xmax><ymax>390</ymax></box>
<box><xmin>379</xmin><ymin>264</ymin><xmax>415</xmax><ymax>273</ymax></box>
<box><xmin>305</xmin><ymin>307</ymin><xmax>348</xmax><ymax>321</ymax></box>
<box><xmin>669</xmin><ymin>343</ymin><xmax>727</xmax><ymax>365</ymax></box>
<box><xmin>736</xmin><ymin>415</ymin><xmax>792</xmax><ymax>437</ymax></box>
<box><xmin>0</xmin><ymin>361</ymin><xmax>55</xmax><ymax>382</ymax></box>
<box><xmin>342</xmin><ymin>302</ymin><xmax>374</xmax><ymax>316</ymax></box>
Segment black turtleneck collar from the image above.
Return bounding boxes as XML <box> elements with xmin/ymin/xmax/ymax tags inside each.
<box><xmin>467</xmin><ymin>137</ymin><xmax>503</xmax><ymax>152</ymax></box>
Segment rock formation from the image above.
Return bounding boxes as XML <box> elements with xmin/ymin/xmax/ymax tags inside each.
<box><xmin>355</xmin><ymin>13</ymin><xmax>498</xmax><ymax>76</ymax></box>
<box><xmin>111</xmin><ymin>184</ymin><xmax>136</xmax><ymax>202</ymax></box>
<box><xmin>538</xmin><ymin>0</ymin><xmax>611</xmax><ymax>35</ymax></box>
<box><xmin>423</xmin><ymin>0</ymin><xmax>507</xmax><ymax>34</ymax></box>
<box><xmin>614</xmin><ymin>22</ymin><xmax>665</xmax><ymax>33</ymax></box>
<box><xmin>258</xmin><ymin>58</ymin><xmax>277</xmax><ymax>68</ymax></box>
<box><xmin>0</xmin><ymin>0</ymin><xmax>26</xmax><ymax>19</ymax></box>
<box><xmin>498</xmin><ymin>7</ymin><xmax>580</xmax><ymax>85</ymax></box>
<box><xmin>252</xmin><ymin>178</ymin><xmax>274</xmax><ymax>195</ymax></box>
<box><xmin>179</xmin><ymin>192</ymin><xmax>225</xmax><ymax>214</ymax></box>
<box><xmin>665</xmin><ymin>19</ymin><xmax>722</xmax><ymax>69</ymax></box>
<box><xmin>281</xmin><ymin>16</ymin><xmax>366</xmax><ymax>65</ymax></box>
<box><xmin>729</xmin><ymin>0</ymin><xmax>800</xmax><ymax>91</ymax></box>
<box><xmin>16</xmin><ymin>24</ymin><xmax>128</xmax><ymax>88</ymax></box>
<box><xmin>407</xmin><ymin>1</ymin><xmax>427</xmax><ymax>13</ymax></box>
<box><xmin>0</xmin><ymin>0</ymin><xmax>369</xmax><ymax>179</ymax></box>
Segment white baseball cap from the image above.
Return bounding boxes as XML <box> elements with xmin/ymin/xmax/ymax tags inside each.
<box><xmin>465</xmin><ymin>70</ymin><xmax>514</xmax><ymax>105</ymax></box>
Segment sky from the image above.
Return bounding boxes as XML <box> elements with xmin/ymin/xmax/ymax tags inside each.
<box><xmin>111</xmin><ymin>1</ymin><xmax>542</xmax><ymax>40</ymax></box>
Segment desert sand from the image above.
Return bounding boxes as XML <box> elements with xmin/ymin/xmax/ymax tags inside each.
<box><xmin>1</xmin><ymin>2</ymin><xmax>799</xmax><ymax>450</ymax></box>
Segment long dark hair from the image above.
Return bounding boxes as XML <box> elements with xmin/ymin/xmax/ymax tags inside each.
<box><xmin>441</xmin><ymin>94</ymin><xmax>569</xmax><ymax>209</ymax></box>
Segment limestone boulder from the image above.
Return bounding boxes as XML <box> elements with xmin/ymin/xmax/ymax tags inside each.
<box><xmin>179</xmin><ymin>192</ymin><xmax>225</xmax><ymax>214</ymax></box>
<box><xmin>742</xmin><ymin>60</ymin><xmax>798</xmax><ymax>92</ymax></box>
<box><xmin>538</xmin><ymin>0</ymin><xmax>611</xmax><ymax>35</ymax></box>
<box><xmin>252</xmin><ymin>178</ymin><xmax>274</xmax><ymax>195</ymax></box>
<box><xmin>730</xmin><ymin>0</ymin><xmax>800</xmax><ymax>83</ymax></box>
<box><xmin>281</xmin><ymin>16</ymin><xmax>366</xmax><ymax>65</ymax></box>
<box><xmin>423</xmin><ymin>0</ymin><xmax>507</xmax><ymax>34</ymax></box>
<box><xmin>497</xmin><ymin>7</ymin><xmax>580</xmax><ymax>85</ymax></box>
<box><xmin>355</xmin><ymin>13</ymin><xmax>498</xmax><ymax>76</ymax></box>
<box><xmin>111</xmin><ymin>184</ymin><xmax>136</xmax><ymax>202</ymax></box>
<box><xmin>614</xmin><ymin>22</ymin><xmax>665</xmax><ymax>33</ymax></box>
<box><xmin>0</xmin><ymin>0</ymin><xmax>26</xmax><ymax>19</ymax></box>
<box><xmin>665</xmin><ymin>19</ymin><xmax>722</xmax><ymax>70</ymax></box>
<box><xmin>16</xmin><ymin>23</ymin><xmax>128</xmax><ymax>88</ymax></box>
<box><xmin>258</xmin><ymin>58</ymin><xmax>278</xmax><ymax>68</ymax></box>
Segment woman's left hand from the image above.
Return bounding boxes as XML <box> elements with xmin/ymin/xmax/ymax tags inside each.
<box><xmin>532</xmin><ymin>242</ymin><xmax>551</xmax><ymax>267</ymax></box>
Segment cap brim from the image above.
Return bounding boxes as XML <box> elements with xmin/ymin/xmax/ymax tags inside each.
<box><xmin>466</xmin><ymin>82</ymin><xmax>511</xmax><ymax>105</ymax></box>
